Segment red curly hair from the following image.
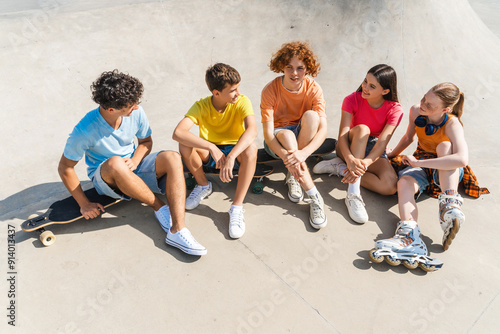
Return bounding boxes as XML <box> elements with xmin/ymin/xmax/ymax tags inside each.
<box><xmin>269</xmin><ymin>41</ymin><xmax>321</xmax><ymax>77</ymax></box>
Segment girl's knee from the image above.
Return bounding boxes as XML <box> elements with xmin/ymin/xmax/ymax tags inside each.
<box><xmin>397</xmin><ymin>175</ymin><xmax>418</xmax><ymax>192</ymax></box>
<box><xmin>350</xmin><ymin>124</ymin><xmax>371</xmax><ymax>136</ymax></box>
<box><xmin>436</xmin><ymin>141</ymin><xmax>452</xmax><ymax>157</ymax></box>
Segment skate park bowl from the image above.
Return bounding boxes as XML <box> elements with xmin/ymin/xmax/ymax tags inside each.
<box><xmin>1</xmin><ymin>0</ymin><xmax>499</xmax><ymax>333</ymax></box>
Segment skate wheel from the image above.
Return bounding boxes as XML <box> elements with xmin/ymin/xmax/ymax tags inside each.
<box><xmin>185</xmin><ymin>176</ymin><xmax>196</xmax><ymax>190</ymax></box>
<box><xmin>28</xmin><ymin>214</ymin><xmax>39</xmax><ymax>219</ymax></box>
<box><xmin>252</xmin><ymin>182</ymin><xmax>264</xmax><ymax>194</ymax></box>
<box><xmin>368</xmin><ymin>249</ymin><xmax>384</xmax><ymax>263</ymax></box>
<box><xmin>402</xmin><ymin>260</ymin><xmax>419</xmax><ymax>270</ymax></box>
<box><xmin>40</xmin><ymin>230</ymin><xmax>56</xmax><ymax>247</ymax></box>
<box><xmin>419</xmin><ymin>263</ymin><xmax>437</xmax><ymax>272</ymax></box>
<box><xmin>384</xmin><ymin>256</ymin><xmax>401</xmax><ymax>266</ymax></box>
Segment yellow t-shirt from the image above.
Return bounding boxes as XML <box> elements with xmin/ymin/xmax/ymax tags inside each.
<box><xmin>185</xmin><ymin>95</ymin><xmax>254</xmax><ymax>145</ymax></box>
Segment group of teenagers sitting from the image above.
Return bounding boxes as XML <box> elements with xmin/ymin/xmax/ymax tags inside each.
<box><xmin>58</xmin><ymin>41</ymin><xmax>488</xmax><ymax>257</ymax></box>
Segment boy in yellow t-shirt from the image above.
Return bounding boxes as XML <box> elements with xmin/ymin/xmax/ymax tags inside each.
<box><xmin>173</xmin><ymin>63</ymin><xmax>257</xmax><ymax>239</ymax></box>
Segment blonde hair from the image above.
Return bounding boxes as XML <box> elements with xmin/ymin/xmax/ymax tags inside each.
<box><xmin>431</xmin><ymin>82</ymin><xmax>464</xmax><ymax>126</ymax></box>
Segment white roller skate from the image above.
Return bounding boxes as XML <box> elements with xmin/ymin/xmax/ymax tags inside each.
<box><xmin>438</xmin><ymin>192</ymin><xmax>465</xmax><ymax>251</ymax></box>
<box><xmin>368</xmin><ymin>220</ymin><xmax>443</xmax><ymax>272</ymax></box>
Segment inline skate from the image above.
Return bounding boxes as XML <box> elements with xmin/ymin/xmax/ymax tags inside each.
<box><xmin>439</xmin><ymin>192</ymin><xmax>465</xmax><ymax>251</ymax></box>
<box><xmin>369</xmin><ymin>220</ymin><xmax>443</xmax><ymax>272</ymax></box>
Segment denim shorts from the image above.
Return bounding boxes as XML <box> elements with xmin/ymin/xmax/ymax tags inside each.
<box><xmin>365</xmin><ymin>136</ymin><xmax>387</xmax><ymax>159</ymax></box>
<box><xmin>93</xmin><ymin>151</ymin><xmax>167</xmax><ymax>200</ymax></box>
<box><xmin>398</xmin><ymin>165</ymin><xmax>464</xmax><ymax>195</ymax></box>
<box><xmin>263</xmin><ymin>124</ymin><xmax>301</xmax><ymax>159</ymax></box>
<box><xmin>204</xmin><ymin>144</ymin><xmax>239</xmax><ymax>170</ymax></box>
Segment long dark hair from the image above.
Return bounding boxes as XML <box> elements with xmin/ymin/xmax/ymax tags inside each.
<box><xmin>356</xmin><ymin>64</ymin><xmax>399</xmax><ymax>102</ymax></box>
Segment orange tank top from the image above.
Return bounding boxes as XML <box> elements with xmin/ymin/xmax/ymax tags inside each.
<box><xmin>415</xmin><ymin>114</ymin><xmax>454</xmax><ymax>153</ymax></box>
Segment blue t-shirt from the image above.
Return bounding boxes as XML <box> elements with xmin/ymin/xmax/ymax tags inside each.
<box><xmin>63</xmin><ymin>106</ymin><xmax>152</xmax><ymax>179</ymax></box>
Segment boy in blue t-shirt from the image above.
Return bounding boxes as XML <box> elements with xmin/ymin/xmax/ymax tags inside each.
<box><xmin>58</xmin><ymin>70</ymin><xmax>206</xmax><ymax>256</ymax></box>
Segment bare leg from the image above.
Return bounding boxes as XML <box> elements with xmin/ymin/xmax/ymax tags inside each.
<box><xmin>179</xmin><ymin>143</ymin><xmax>210</xmax><ymax>187</ymax></box>
<box><xmin>100</xmin><ymin>156</ymin><xmax>165</xmax><ymax>211</ymax></box>
<box><xmin>362</xmin><ymin>158</ymin><xmax>398</xmax><ymax>195</ymax></box>
<box><xmin>398</xmin><ymin>175</ymin><xmax>420</xmax><ymax>221</ymax></box>
<box><xmin>154</xmin><ymin>151</ymin><xmax>187</xmax><ymax>233</ymax></box>
<box><xmin>436</xmin><ymin>141</ymin><xmax>460</xmax><ymax>192</ymax></box>
<box><xmin>276</xmin><ymin>129</ymin><xmax>315</xmax><ymax>191</ymax></box>
<box><xmin>233</xmin><ymin>143</ymin><xmax>257</xmax><ymax>206</ymax></box>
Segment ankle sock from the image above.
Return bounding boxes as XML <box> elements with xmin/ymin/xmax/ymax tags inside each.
<box><xmin>347</xmin><ymin>178</ymin><xmax>361</xmax><ymax>196</ymax></box>
<box><xmin>305</xmin><ymin>186</ymin><xmax>319</xmax><ymax>197</ymax></box>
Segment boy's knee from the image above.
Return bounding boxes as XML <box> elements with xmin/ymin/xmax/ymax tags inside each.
<box><xmin>157</xmin><ymin>150</ymin><xmax>182</xmax><ymax>169</ymax></box>
<box><xmin>240</xmin><ymin>143</ymin><xmax>258</xmax><ymax>161</ymax></box>
<box><xmin>103</xmin><ymin>156</ymin><xmax>129</xmax><ymax>174</ymax></box>
<box><xmin>276</xmin><ymin>129</ymin><xmax>296</xmax><ymax>142</ymax></box>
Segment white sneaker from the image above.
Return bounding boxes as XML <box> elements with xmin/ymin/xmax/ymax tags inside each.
<box><xmin>345</xmin><ymin>193</ymin><xmax>368</xmax><ymax>224</ymax></box>
<box><xmin>228</xmin><ymin>207</ymin><xmax>245</xmax><ymax>239</ymax></box>
<box><xmin>166</xmin><ymin>228</ymin><xmax>207</xmax><ymax>256</ymax></box>
<box><xmin>312</xmin><ymin>157</ymin><xmax>346</xmax><ymax>177</ymax></box>
<box><xmin>154</xmin><ymin>205</ymin><xmax>172</xmax><ymax>232</ymax></box>
<box><xmin>285</xmin><ymin>172</ymin><xmax>303</xmax><ymax>203</ymax></box>
<box><xmin>185</xmin><ymin>182</ymin><xmax>213</xmax><ymax>210</ymax></box>
<box><xmin>304</xmin><ymin>193</ymin><xmax>327</xmax><ymax>229</ymax></box>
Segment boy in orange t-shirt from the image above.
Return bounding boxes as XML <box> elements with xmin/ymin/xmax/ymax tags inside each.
<box><xmin>260</xmin><ymin>41</ymin><xmax>327</xmax><ymax>229</ymax></box>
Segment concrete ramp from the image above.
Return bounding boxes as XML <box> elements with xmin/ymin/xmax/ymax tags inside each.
<box><xmin>1</xmin><ymin>1</ymin><xmax>498</xmax><ymax>333</ymax></box>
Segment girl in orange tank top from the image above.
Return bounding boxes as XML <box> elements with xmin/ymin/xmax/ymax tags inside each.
<box><xmin>369</xmin><ymin>83</ymin><xmax>488</xmax><ymax>272</ymax></box>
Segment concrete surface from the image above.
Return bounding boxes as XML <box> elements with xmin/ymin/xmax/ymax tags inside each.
<box><xmin>1</xmin><ymin>0</ymin><xmax>499</xmax><ymax>333</ymax></box>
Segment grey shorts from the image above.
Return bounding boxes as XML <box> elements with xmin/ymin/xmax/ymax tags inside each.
<box><xmin>398</xmin><ymin>165</ymin><xmax>464</xmax><ymax>195</ymax></box>
<box><xmin>264</xmin><ymin>124</ymin><xmax>301</xmax><ymax>159</ymax></box>
<box><xmin>93</xmin><ymin>151</ymin><xmax>167</xmax><ymax>200</ymax></box>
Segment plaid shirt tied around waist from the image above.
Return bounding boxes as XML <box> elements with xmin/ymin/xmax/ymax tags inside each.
<box><xmin>390</xmin><ymin>146</ymin><xmax>489</xmax><ymax>198</ymax></box>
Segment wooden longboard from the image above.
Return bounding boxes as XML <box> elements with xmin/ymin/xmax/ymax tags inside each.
<box><xmin>21</xmin><ymin>188</ymin><xmax>122</xmax><ymax>246</ymax></box>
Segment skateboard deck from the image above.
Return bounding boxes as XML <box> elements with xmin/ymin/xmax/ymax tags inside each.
<box><xmin>21</xmin><ymin>187</ymin><xmax>122</xmax><ymax>246</ymax></box>
<box><xmin>184</xmin><ymin>163</ymin><xmax>274</xmax><ymax>194</ymax></box>
<box><xmin>257</xmin><ymin>137</ymin><xmax>337</xmax><ymax>164</ymax></box>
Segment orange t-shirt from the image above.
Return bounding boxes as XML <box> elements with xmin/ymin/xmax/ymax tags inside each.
<box><xmin>415</xmin><ymin>114</ymin><xmax>454</xmax><ymax>153</ymax></box>
<box><xmin>260</xmin><ymin>76</ymin><xmax>326</xmax><ymax>128</ymax></box>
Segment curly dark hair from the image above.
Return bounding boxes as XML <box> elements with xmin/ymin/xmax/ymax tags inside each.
<box><xmin>269</xmin><ymin>41</ymin><xmax>321</xmax><ymax>77</ymax></box>
<box><xmin>91</xmin><ymin>70</ymin><xmax>143</xmax><ymax>109</ymax></box>
<box><xmin>205</xmin><ymin>63</ymin><xmax>241</xmax><ymax>92</ymax></box>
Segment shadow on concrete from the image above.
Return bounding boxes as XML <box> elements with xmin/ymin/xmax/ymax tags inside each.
<box><xmin>7</xmin><ymin>181</ymin><xmax>201</xmax><ymax>263</ymax></box>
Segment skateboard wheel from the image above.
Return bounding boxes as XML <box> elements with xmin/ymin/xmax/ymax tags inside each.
<box><xmin>185</xmin><ymin>176</ymin><xmax>196</xmax><ymax>190</ymax></box>
<box><xmin>28</xmin><ymin>214</ymin><xmax>39</xmax><ymax>219</ymax></box>
<box><xmin>252</xmin><ymin>182</ymin><xmax>264</xmax><ymax>194</ymax></box>
<box><xmin>40</xmin><ymin>230</ymin><xmax>56</xmax><ymax>247</ymax></box>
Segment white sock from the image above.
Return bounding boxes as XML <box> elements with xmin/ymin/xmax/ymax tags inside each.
<box><xmin>347</xmin><ymin>178</ymin><xmax>361</xmax><ymax>196</ymax></box>
<box><xmin>230</xmin><ymin>204</ymin><xmax>243</xmax><ymax>212</ymax></box>
<box><xmin>305</xmin><ymin>186</ymin><xmax>319</xmax><ymax>197</ymax></box>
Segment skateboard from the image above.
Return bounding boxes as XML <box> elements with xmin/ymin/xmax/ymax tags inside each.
<box><xmin>184</xmin><ymin>163</ymin><xmax>274</xmax><ymax>194</ymax></box>
<box><xmin>21</xmin><ymin>188</ymin><xmax>122</xmax><ymax>247</ymax></box>
<box><xmin>257</xmin><ymin>137</ymin><xmax>337</xmax><ymax>164</ymax></box>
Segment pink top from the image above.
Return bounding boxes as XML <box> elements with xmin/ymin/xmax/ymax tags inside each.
<box><xmin>342</xmin><ymin>92</ymin><xmax>403</xmax><ymax>137</ymax></box>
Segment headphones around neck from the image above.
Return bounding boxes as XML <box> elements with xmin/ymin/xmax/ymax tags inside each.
<box><xmin>414</xmin><ymin>113</ymin><xmax>449</xmax><ymax>135</ymax></box>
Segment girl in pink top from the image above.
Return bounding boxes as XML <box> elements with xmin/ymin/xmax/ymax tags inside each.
<box><xmin>314</xmin><ymin>64</ymin><xmax>403</xmax><ymax>224</ymax></box>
